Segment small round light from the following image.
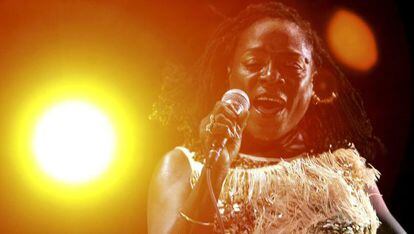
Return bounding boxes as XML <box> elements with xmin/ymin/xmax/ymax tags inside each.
<box><xmin>327</xmin><ymin>9</ymin><xmax>378</xmax><ymax>71</ymax></box>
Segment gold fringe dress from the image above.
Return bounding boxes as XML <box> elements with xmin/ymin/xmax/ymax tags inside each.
<box><xmin>176</xmin><ymin>145</ymin><xmax>381</xmax><ymax>234</ymax></box>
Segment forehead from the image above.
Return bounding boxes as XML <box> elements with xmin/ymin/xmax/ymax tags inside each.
<box><xmin>235</xmin><ymin>18</ymin><xmax>311</xmax><ymax>58</ymax></box>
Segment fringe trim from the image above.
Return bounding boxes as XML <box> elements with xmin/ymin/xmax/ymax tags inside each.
<box><xmin>177</xmin><ymin>146</ymin><xmax>381</xmax><ymax>233</ymax></box>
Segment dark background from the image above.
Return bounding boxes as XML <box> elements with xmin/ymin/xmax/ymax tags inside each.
<box><xmin>0</xmin><ymin>0</ymin><xmax>412</xmax><ymax>233</ymax></box>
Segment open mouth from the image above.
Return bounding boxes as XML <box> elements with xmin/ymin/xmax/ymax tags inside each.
<box><xmin>253</xmin><ymin>95</ymin><xmax>287</xmax><ymax>115</ymax></box>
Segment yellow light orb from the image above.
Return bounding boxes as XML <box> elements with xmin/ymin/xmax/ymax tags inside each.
<box><xmin>327</xmin><ymin>9</ymin><xmax>378</xmax><ymax>71</ymax></box>
<box><xmin>32</xmin><ymin>100</ymin><xmax>116</xmax><ymax>184</ymax></box>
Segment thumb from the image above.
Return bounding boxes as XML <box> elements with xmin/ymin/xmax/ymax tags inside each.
<box><xmin>238</xmin><ymin>109</ymin><xmax>250</xmax><ymax>129</ymax></box>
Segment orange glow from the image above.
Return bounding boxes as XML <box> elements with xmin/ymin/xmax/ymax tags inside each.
<box><xmin>327</xmin><ymin>9</ymin><xmax>378</xmax><ymax>72</ymax></box>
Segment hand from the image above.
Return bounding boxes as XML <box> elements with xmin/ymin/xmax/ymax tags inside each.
<box><xmin>199</xmin><ymin>101</ymin><xmax>249</xmax><ymax>173</ymax></box>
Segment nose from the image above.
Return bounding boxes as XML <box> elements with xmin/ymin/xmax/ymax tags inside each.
<box><xmin>258</xmin><ymin>62</ymin><xmax>285</xmax><ymax>85</ymax></box>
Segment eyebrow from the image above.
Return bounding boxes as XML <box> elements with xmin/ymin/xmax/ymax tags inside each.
<box><xmin>273</xmin><ymin>51</ymin><xmax>305</xmax><ymax>58</ymax></box>
<box><xmin>243</xmin><ymin>47</ymin><xmax>268</xmax><ymax>55</ymax></box>
<box><xmin>244</xmin><ymin>47</ymin><xmax>305</xmax><ymax>58</ymax></box>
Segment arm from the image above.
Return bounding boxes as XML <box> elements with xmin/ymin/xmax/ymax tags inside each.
<box><xmin>367</xmin><ymin>184</ymin><xmax>406</xmax><ymax>234</ymax></box>
<box><xmin>147</xmin><ymin>148</ymin><xmax>229</xmax><ymax>234</ymax></box>
<box><xmin>147</xmin><ymin>101</ymin><xmax>249</xmax><ymax>233</ymax></box>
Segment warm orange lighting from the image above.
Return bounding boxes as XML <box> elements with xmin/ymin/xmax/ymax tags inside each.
<box><xmin>327</xmin><ymin>9</ymin><xmax>378</xmax><ymax>72</ymax></box>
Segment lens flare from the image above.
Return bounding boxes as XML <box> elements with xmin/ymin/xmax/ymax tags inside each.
<box><xmin>33</xmin><ymin>101</ymin><xmax>116</xmax><ymax>184</ymax></box>
<box><xmin>327</xmin><ymin>9</ymin><xmax>378</xmax><ymax>72</ymax></box>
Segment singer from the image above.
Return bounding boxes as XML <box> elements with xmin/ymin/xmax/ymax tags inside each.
<box><xmin>148</xmin><ymin>2</ymin><xmax>405</xmax><ymax>233</ymax></box>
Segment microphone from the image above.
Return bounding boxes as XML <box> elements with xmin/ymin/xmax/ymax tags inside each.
<box><xmin>204</xmin><ymin>89</ymin><xmax>250</xmax><ymax>232</ymax></box>
<box><xmin>206</xmin><ymin>89</ymin><xmax>250</xmax><ymax>167</ymax></box>
<box><xmin>221</xmin><ymin>89</ymin><xmax>250</xmax><ymax>115</ymax></box>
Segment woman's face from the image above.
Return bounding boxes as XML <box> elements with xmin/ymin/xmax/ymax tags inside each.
<box><xmin>229</xmin><ymin>18</ymin><xmax>314</xmax><ymax>142</ymax></box>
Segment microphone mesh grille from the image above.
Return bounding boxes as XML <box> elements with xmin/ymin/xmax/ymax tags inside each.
<box><xmin>221</xmin><ymin>89</ymin><xmax>250</xmax><ymax>112</ymax></box>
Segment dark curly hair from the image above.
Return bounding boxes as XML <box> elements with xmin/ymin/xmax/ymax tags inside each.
<box><xmin>150</xmin><ymin>2</ymin><xmax>384</xmax><ymax>161</ymax></box>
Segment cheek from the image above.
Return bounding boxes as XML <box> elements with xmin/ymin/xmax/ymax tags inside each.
<box><xmin>302</xmin><ymin>80</ymin><xmax>313</xmax><ymax>103</ymax></box>
<box><xmin>289</xmin><ymin>77</ymin><xmax>313</xmax><ymax>115</ymax></box>
<box><xmin>229</xmin><ymin>67</ymin><xmax>258</xmax><ymax>90</ymax></box>
<box><xmin>298</xmin><ymin>82</ymin><xmax>313</xmax><ymax>118</ymax></box>
<box><xmin>291</xmin><ymin>65</ymin><xmax>313</xmax><ymax>99</ymax></box>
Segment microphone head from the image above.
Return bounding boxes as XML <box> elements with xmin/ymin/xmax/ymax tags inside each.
<box><xmin>221</xmin><ymin>89</ymin><xmax>250</xmax><ymax>114</ymax></box>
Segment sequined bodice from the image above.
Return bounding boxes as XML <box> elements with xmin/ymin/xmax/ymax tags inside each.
<box><xmin>177</xmin><ymin>146</ymin><xmax>380</xmax><ymax>234</ymax></box>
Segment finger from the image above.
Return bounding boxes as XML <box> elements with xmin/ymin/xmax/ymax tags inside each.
<box><xmin>212</xmin><ymin>123</ymin><xmax>234</xmax><ymax>138</ymax></box>
<box><xmin>214</xmin><ymin>113</ymin><xmax>236</xmax><ymax>130</ymax></box>
<box><xmin>235</xmin><ymin>124</ymin><xmax>241</xmax><ymax>137</ymax></box>
<box><xmin>199</xmin><ymin>116</ymin><xmax>211</xmax><ymax>137</ymax></box>
<box><xmin>223</xmin><ymin>102</ymin><xmax>250</xmax><ymax>128</ymax></box>
<box><xmin>225</xmin><ymin>102</ymin><xmax>241</xmax><ymax>116</ymax></box>
<box><xmin>204</xmin><ymin>124</ymin><xmax>234</xmax><ymax>149</ymax></box>
<box><xmin>229</xmin><ymin>109</ymin><xmax>249</xmax><ymax>128</ymax></box>
<box><xmin>238</xmin><ymin>109</ymin><xmax>250</xmax><ymax>128</ymax></box>
<box><xmin>213</xmin><ymin>101</ymin><xmax>238</xmax><ymax>120</ymax></box>
<box><xmin>232</xmin><ymin>125</ymin><xmax>241</xmax><ymax>141</ymax></box>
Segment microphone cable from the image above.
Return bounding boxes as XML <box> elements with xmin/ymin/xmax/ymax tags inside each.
<box><xmin>203</xmin><ymin>146</ymin><xmax>226</xmax><ymax>233</ymax></box>
<box><xmin>205</xmin><ymin>162</ymin><xmax>226</xmax><ymax>233</ymax></box>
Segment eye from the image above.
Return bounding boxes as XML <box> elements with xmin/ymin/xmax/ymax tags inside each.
<box><xmin>275</xmin><ymin>62</ymin><xmax>304</xmax><ymax>79</ymax></box>
<box><xmin>243</xmin><ymin>59</ymin><xmax>266</xmax><ymax>72</ymax></box>
<box><xmin>283</xmin><ymin>61</ymin><xmax>306</xmax><ymax>74</ymax></box>
<box><xmin>286</xmin><ymin>61</ymin><xmax>303</xmax><ymax>69</ymax></box>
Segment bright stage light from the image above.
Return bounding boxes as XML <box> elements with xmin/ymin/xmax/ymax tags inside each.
<box><xmin>32</xmin><ymin>101</ymin><xmax>116</xmax><ymax>184</ymax></box>
<box><xmin>12</xmin><ymin>79</ymin><xmax>141</xmax><ymax>203</ymax></box>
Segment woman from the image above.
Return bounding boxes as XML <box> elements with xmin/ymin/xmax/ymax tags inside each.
<box><xmin>148</xmin><ymin>2</ymin><xmax>405</xmax><ymax>233</ymax></box>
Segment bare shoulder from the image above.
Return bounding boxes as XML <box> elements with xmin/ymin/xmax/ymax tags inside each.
<box><xmin>153</xmin><ymin>148</ymin><xmax>192</xmax><ymax>182</ymax></box>
<box><xmin>148</xmin><ymin>148</ymin><xmax>193</xmax><ymax>201</ymax></box>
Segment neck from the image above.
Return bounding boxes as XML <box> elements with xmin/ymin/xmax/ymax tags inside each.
<box><xmin>240</xmin><ymin>128</ymin><xmax>307</xmax><ymax>158</ymax></box>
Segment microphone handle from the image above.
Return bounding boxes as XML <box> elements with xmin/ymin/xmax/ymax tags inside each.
<box><xmin>205</xmin><ymin>137</ymin><xmax>228</xmax><ymax>169</ymax></box>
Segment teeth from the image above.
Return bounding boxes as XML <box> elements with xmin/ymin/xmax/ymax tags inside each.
<box><xmin>257</xmin><ymin>97</ymin><xmax>277</xmax><ymax>102</ymax></box>
<box><xmin>256</xmin><ymin>97</ymin><xmax>286</xmax><ymax>105</ymax></box>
